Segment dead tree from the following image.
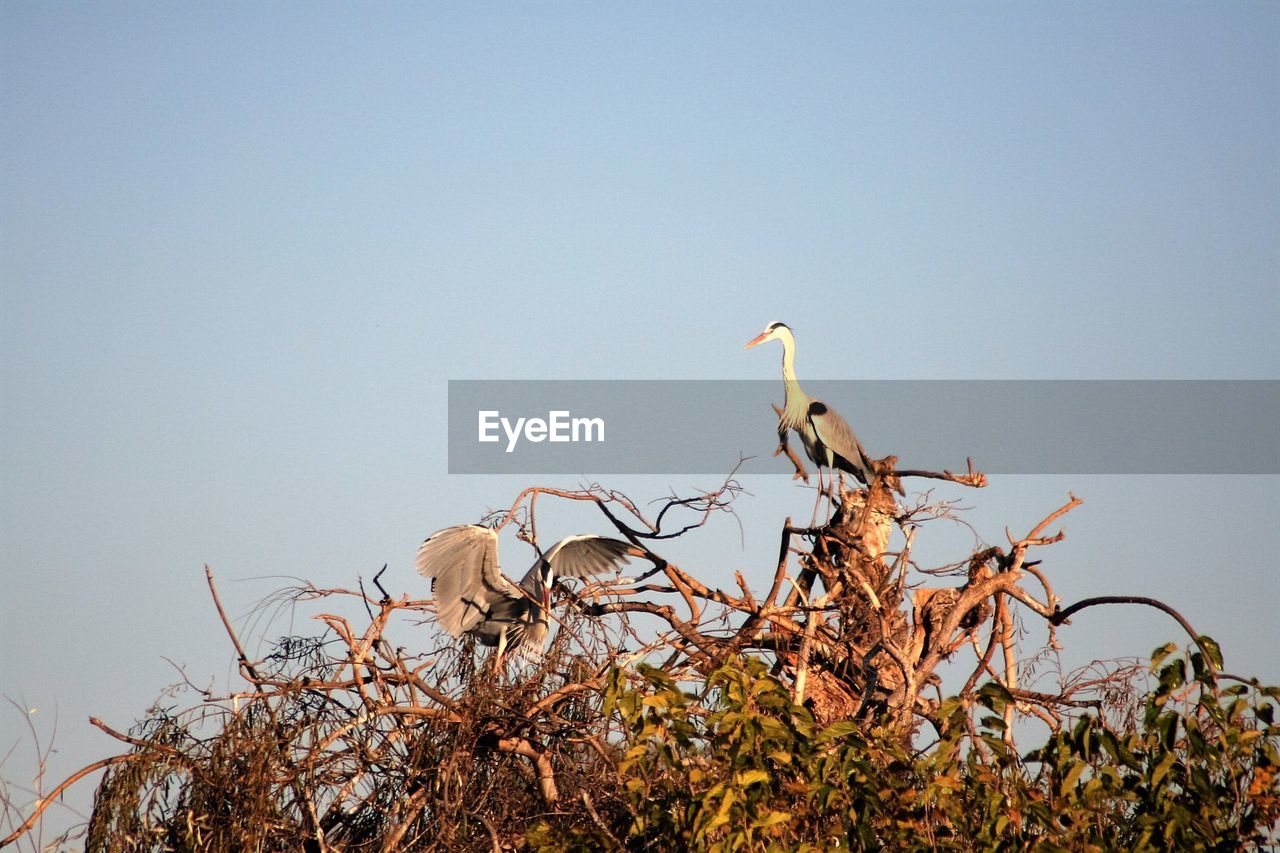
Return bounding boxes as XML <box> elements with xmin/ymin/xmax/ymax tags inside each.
<box><xmin>0</xmin><ymin>459</ymin><xmax>1226</xmax><ymax>850</ymax></box>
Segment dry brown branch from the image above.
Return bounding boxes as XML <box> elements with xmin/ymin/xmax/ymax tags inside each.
<box><xmin>0</xmin><ymin>754</ymin><xmax>134</xmax><ymax>849</ymax></box>
<box><xmin>497</xmin><ymin>738</ymin><xmax>559</xmax><ymax>803</ymax></box>
<box><xmin>88</xmin><ymin>718</ymin><xmax>188</xmax><ymax>759</ymax></box>
<box><xmin>380</xmin><ymin>785</ymin><xmax>431</xmax><ymax>852</ymax></box>
<box><xmin>581</xmin><ymin>791</ymin><xmax>623</xmax><ymax>848</ymax></box>
<box><xmin>996</xmin><ymin>596</ymin><xmax>1018</xmax><ymax>743</ymax></box>
<box><xmin>205</xmin><ymin>564</ymin><xmax>262</xmax><ymax>683</ymax></box>
<box><xmin>1019</xmin><ymin>492</ymin><xmax>1083</xmax><ymax>545</ymax></box>
<box><xmin>1051</xmin><ymin>595</ymin><xmax>1215</xmax><ymax>671</ymax></box>
<box><xmin>896</xmin><ymin>456</ymin><xmax>988</xmax><ymax>488</ymax></box>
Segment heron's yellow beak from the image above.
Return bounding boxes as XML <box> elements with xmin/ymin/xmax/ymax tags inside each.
<box><xmin>744</xmin><ymin>332</ymin><xmax>769</xmax><ymax>350</ymax></box>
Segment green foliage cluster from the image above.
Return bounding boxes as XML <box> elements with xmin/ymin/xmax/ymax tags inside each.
<box><xmin>534</xmin><ymin>644</ymin><xmax>1279</xmax><ymax>851</ymax></box>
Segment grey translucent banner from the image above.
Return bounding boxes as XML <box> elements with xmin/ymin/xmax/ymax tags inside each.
<box><xmin>447</xmin><ymin>380</ymin><xmax>1278</xmax><ymax>475</ymax></box>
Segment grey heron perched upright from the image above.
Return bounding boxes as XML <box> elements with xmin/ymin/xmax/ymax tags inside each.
<box><xmin>745</xmin><ymin>321</ymin><xmax>901</xmax><ymax>520</ymax></box>
<box><xmin>415</xmin><ymin>524</ymin><xmax>637</xmax><ymax>664</ymax></box>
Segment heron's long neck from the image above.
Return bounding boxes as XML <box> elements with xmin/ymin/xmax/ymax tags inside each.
<box><xmin>780</xmin><ymin>334</ymin><xmax>805</xmax><ymax>419</ymax></box>
<box><xmin>535</xmin><ymin>563</ymin><xmax>554</xmax><ymax>606</ymax></box>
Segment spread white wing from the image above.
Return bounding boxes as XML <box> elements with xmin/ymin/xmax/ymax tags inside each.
<box><xmin>416</xmin><ymin>525</ymin><xmax>520</xmax><ymax>638</ymax></box>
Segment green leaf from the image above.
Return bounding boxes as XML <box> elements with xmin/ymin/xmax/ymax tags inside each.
<box><xmin>1150</xmin><ymin>642</ymin><xmax>1178</xmax><ymax>669</ymax></box>
<box><xmin>1061</xmin><ymin>761</ymin><xmax>1087</xmax><ymax>793</ymax></box>
<box><xmin>979</xmin><ymin>682</ymin><xmax>1014</xmax><ymax>712</ymax></box>
<box><xmin>980</xmin><ymin>715</ymin><xmax>1008</xmax><ymax>733</ymax></box>
<box><xmin>930</xmin><ymin>774</ymin><xmax>962</xmax><ymax>791</ymax></box>
<box><xmin>750</xmin><ymin>810</ymin><xmax>792</xmax><ymax>829</ymax></box>
<box><xmin>1198</xmin><ymin>635</ymin><xmax>1224</xmax><ymax>669</ymax></box>
<box><xmin>816</xmin><ymin>720</ymin><xmax>860</xmax><ymax>743</ymax></box>
<box><xmin>705</xmin><ymin>786</ymin><xmax>737</xmax><ymax>834</ymax></box>
<box><xmin>1151</xmin><ymin>751</ymin><xmax>1177</xmax><ymax>788</ymax></box>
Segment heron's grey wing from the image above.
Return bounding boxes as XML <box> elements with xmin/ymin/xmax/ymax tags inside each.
<box><xmin>524</xmin><ymin>535</ymin><xmax>637</xmax><ymax>583</ymax></box>
<box><xmin>415</xmin><ymin>525</ymin><xmax>520</xmax><ymax>638</ymax></box>
<box><xmin>808</xmin><ymin>400</ymin><xmax>875</xmax><ymax>486</ymax></box>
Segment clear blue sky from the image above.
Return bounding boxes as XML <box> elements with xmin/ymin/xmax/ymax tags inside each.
<box><xmin>2</xmin><ymin>2</ymin><xmax>1277</xmax><ymax>840</ymax></box>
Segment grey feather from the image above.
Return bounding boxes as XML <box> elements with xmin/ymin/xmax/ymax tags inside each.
<box><xmin>808</xmin><ymin>400</ymin><xmax>875</xmax><ymax>486</ymax></box>
<box><xmin>415</xmin><ymin>525</ymin><xmax>519</xmax><ymax>638</ymax></box>
<box><xmin>416</xmin><ymin>526</ymin><xmax>635</xmax><ymax>659</ymax></box>
<box><xmin>533</xmin><ymin>534</ymin><xmax>636</xmax><ymax>582</ymax></box>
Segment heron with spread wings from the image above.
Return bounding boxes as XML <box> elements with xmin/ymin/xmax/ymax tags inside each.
<box><xmin>416</xmin><ymin>524</ymin><xmax>636</xmax><ymax>663</ymax></box>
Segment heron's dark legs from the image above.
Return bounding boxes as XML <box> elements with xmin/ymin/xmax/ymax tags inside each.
<box><xmin>494</xmin><ymin>631</ymin><xmax>507</xmax><ymax>664</ymax></box>
<box><xmin>823</xmin><ymin>473</ymin><xmax>837</xmax><ymax>527</ymax></box>
<box><xmin>489</xmin><ymin>632</ymin><xmax>510</xmax><ymax>679</ymax></box>
<box><xmin>810</xmin><ymin>465</ymin><xmax>825</xmax><ymax>527</ymax></box>
<box><xmin>834</xmin><ymin>468</ymin><xmax>844</xmax><ymax>522</ymax></box>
